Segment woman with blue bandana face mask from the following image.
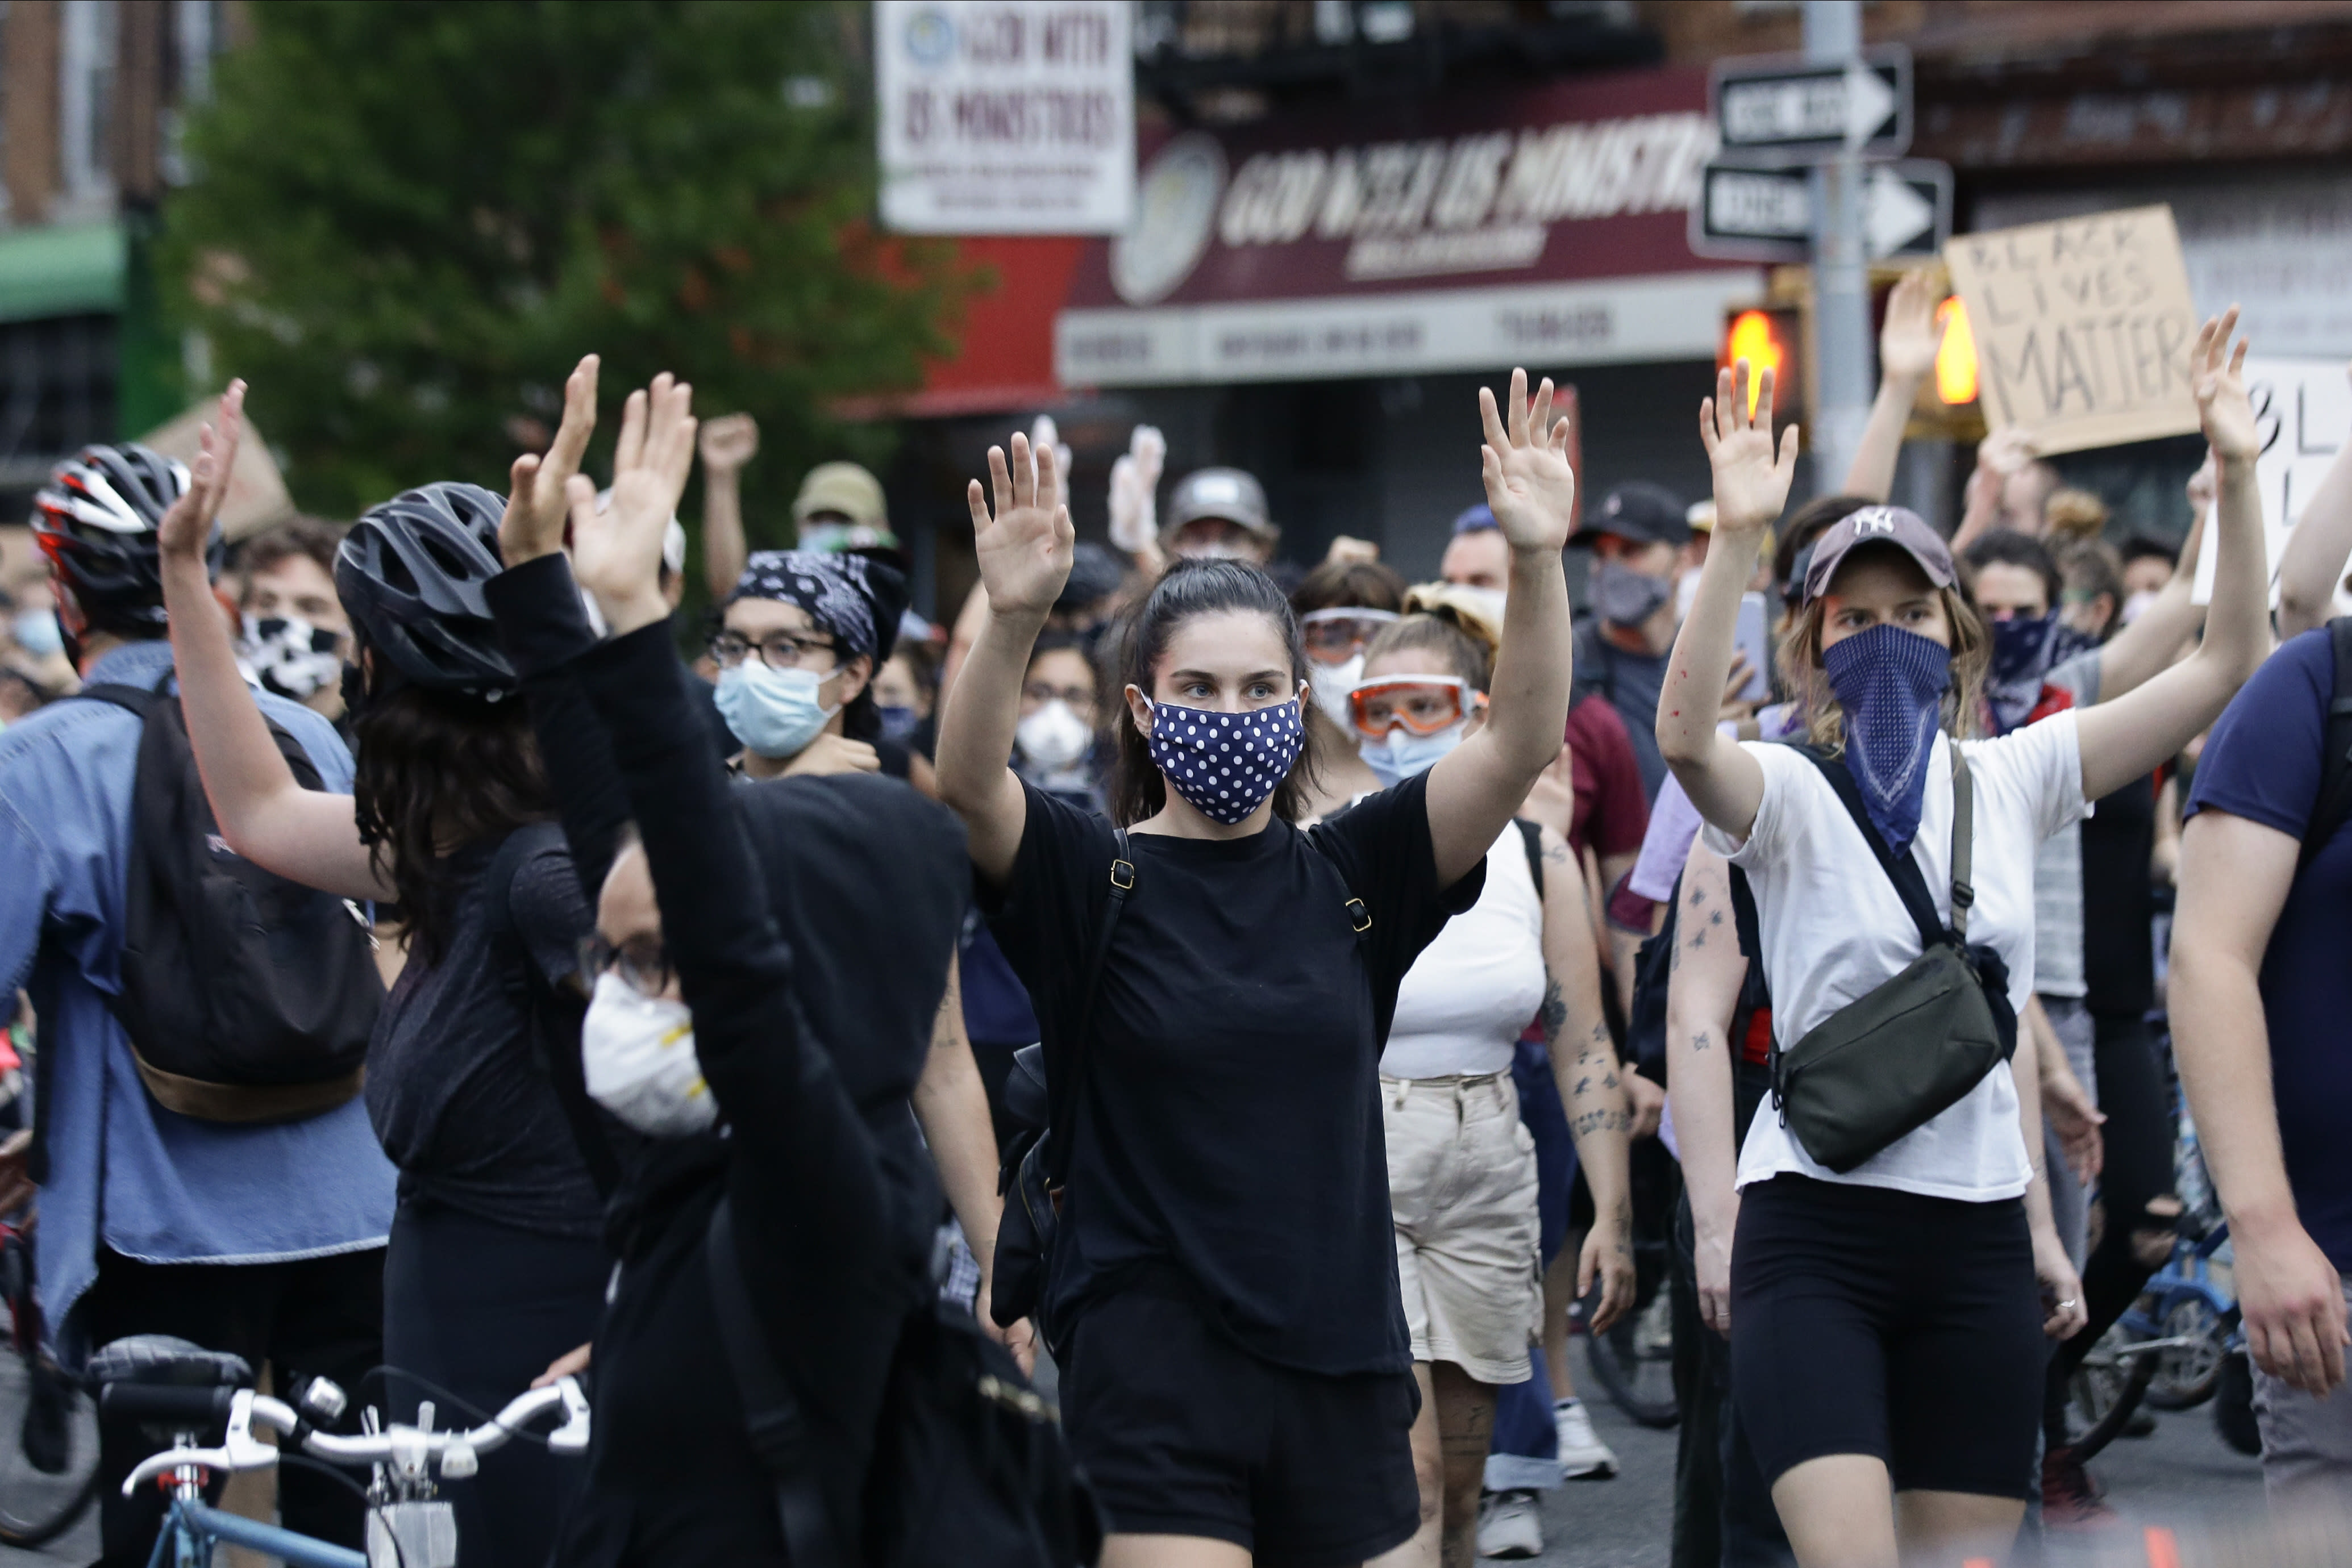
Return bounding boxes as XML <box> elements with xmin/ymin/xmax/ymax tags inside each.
<box><xmin>1344</xmin><ymin>607</ymin><xmax>1637</xmax><ymax>1565</ymax></box>
<box><xmin>1656</xmin><ymin>326</ymin><xmax>2274</xmax><ymax>1568</ymax></box>
<box><xmin>935</xmin><ymin>373</ymin><xmax>1583</xmax><ymax>1568</ymax></box>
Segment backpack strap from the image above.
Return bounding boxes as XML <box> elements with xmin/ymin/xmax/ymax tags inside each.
<box><xmin>484</xmin><ymin>822</ymin><xmax>622</xmax><ymax>1197</ymax></box>
<box><xmin>705</xmin><ymin>1195</ymin><xmax>848</xmax><ymax>1568</ymax></box>
<box><xmin>1795</xmin><ymin>745</ymin><xmax>1971</xmax><ymax>952</ymax></box>
<box><xmin>1043</xmin><ymin>829</ymin><xmax>1134</xmax><ymax>1192</ymax></box>
<box><xmin>1515</xmin><ymin>817</ymin><xmax>1545</xmax><ymax>903</ymax></box>
<box><xmin>2298</xmin><ymin>617</ymin><xmax>2352</xmax><ymax>878</ymax></box>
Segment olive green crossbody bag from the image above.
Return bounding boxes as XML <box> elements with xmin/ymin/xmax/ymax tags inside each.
<box><xmin>1769</xmin><ymin>748</ymin><xmax>2019</xmax><ymax>1174</ymax></box>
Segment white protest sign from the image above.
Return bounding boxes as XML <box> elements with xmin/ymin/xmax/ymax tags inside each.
<box><xmin>1943</xmin><ymin>205</ymin><xmax>2203</xmax><ymax>457</ymax></box>
<box><xmin>875</xmin><ymin>1</ymin><xmax>1135</xmax><ymax>235</ymax></box>
<box><xmin>2192</xmin><ymin>355</ymin><xmax>2352</xmax><ymax>606</ymax></box>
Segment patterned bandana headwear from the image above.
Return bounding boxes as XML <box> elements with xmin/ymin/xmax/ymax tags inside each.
<box><xmin>731</xmin><ymin>550</ymin><xmax>880</xmax><ymax>661</ymax></box>
<box><xmin>1984</xmin><ymin>612</ymin><xmax>2096</xmax><ymax>736</ymax></box>
<box><xmin>1143</xmin><ymin>698</ymin><xmax>1305</xmax><ymax>825</ymax></box>
<box><xmin>1824</xmin><ymin>624</ymin><xmax>1952</xmax><ymax>855</ymax></box>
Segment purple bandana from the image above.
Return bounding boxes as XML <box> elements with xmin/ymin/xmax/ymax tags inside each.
<box><xmin>1824</xmin><ymin>624</ymin><xmax>1952</xmax><ymax>854</ymax></box>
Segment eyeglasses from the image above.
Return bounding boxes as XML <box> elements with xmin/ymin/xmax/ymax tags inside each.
<box><xmin>579</xmin><ymin>933</ymin><xmax>674</xmax><ymax>998</ymax></box>
<box><xmin>1347</xmin><ymin>676</ymin><xmax>1485</xmax><ymax>740</ymax></box>
<box><xmin>1301</xmin><ymin>607</ymin><xmax>1398</xmax><ymax>661</ymax></box>
<box><xmin>709</xmin><ymin>631</ymin><xmax>838</xmax><ymax>672</ymax></box>
<box><xmin>1023</xmin><ymin>680</ymin><xmax>1094</xmax><ymax>708</ymax></box>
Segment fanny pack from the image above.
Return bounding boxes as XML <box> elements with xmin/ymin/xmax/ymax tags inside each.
<box><xmin>1770</xmin><ymin>747</ymin><xmax>2017</xmax><ymax>1174</ymax></box>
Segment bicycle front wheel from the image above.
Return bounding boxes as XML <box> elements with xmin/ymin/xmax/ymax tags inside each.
<box><xmin>0</xmin><ymin>1344</ymin><xmax>99</xmax><ymax>1548</ymax></box>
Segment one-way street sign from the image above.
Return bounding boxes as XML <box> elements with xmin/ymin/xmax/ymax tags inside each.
<box><xmin>1710</xmin><ymin>46</ymin><xmax>1912</xmax><ymax>164</ymax></box>
<box><xmin>1689</xmin><ymin>159</ymin><xmax>1954</xmax><ymax>264</ymax></box>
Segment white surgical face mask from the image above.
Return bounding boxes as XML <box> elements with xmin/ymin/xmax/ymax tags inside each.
<box><xmin>1359</xmin><ymin>720</ymin><xmax>1468</xmax><ymax>789</ymax></box>
<box><xmin>1015</xmin><ymin>698</ymin><xmax>1093</xmax><ymax>772</ymax></box>
<box><xmin>2119</xmin><ymin>589</ymin><xmax>2160</xmax><ymax>626</ymax></box>
<box><xmin>1454</xmin><ymin>585</ymin><xmax>1508</xmax><ymax>626</ymax></box>
<box><xmin>1676</xmin><ymin>565</ymin><xmax>1704</xmax><ymax>623</ymax></box>
<box><xmin>1309</xmin><ymin>653</ymin><xmax>1363</xmax><ymax>728</ymax></box>
<box><xmin>580</xmin><ymin>970</ymin><xmax>714</xmax><ymax>1137</ymax></box>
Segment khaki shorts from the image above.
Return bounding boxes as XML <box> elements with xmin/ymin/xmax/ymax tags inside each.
<box><xmin>1383</xmin><ymin>1071</ymin><xmax>1543</xmax><ymax>1386</ymax></box>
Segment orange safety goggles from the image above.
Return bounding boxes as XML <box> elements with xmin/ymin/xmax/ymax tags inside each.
<box><xmin>1346</xmin><ymin>676</ymin><xmax>1486</xmax><ymax>740</ymax></box>
<box><xmin>1301</xmin><ymin>607</ymin><xmax>1398</xmax><ymax>661</ymax></box>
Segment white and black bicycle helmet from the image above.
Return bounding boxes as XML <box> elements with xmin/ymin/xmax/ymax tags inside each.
<box><xmin>31</xmin><ymin>443</ymin><xmax>211</xmax><ymax>632</ymax></box>
<box><xmin>335</xmin><ymin>482</ymin><xmax>516</xmax><ymax>697</ymax></box>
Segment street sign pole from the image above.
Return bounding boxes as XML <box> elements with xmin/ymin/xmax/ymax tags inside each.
<box><xmin>1806</xmin><ymin>0</ymin><xmax>1871</xmax><ymax>495</ymax></box>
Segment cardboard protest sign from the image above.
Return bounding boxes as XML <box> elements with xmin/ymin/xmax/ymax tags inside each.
<box><xmin>140</xmin><ymin>399</ymin><xmax>297</xmax><ymax>543</ymax></box>
<box><xmin>2191</xmin><ymin>355</ymin><xmax>2352</xmax><ymax>607</ymax></box>
<box><xmin>1943</xmin><ymin>205</ymin><xmax>2203</xmax><ymax>457</ymax></box>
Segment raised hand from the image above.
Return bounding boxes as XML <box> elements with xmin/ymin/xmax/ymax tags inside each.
<box><xmin>967</xmin><ymin>431</ymin><xmax>1073</xmax><ymax>622</ymax></box>
<box><xmin>1878</xmin><ymin>269</ymin><xmax>1945</xmax><ymax>383</ymax></box>
<box><xmin>1700</xmin><ymin>360</ymin><xmax>1800</xmax><ymax>533</ymax></box>
<box><xmin>1479</xmin><ymin>368</ymin><xmax>1576</xmax><ymax>554</ymax></box>
<box><xmin>2192</xmin><ymin>306</ymin><xmax>2257</xmax><ymax>463</ymax></box>
<box><xmin>698</xmin><ymin>411</ymin><xmax>759</xmax><ymax>474</ymax></box>
<box><xmin>502</xmin><ymin>355</ymin><xmax>599</xmax><ymax>566</ymax></box>
<box><xmin>157</xmin><ymin>380</ymin><xmax>246</xmax><ymax>564</ymax></box>
<box><xmin>571</xmin><ymin>373</ymin><xmax>697</xmax><ymax>636</ymax></box>
<box><xmin>1107</xmin><ymin>423</ymin><xmax>1165</xmax><ymax>555</ymax></box>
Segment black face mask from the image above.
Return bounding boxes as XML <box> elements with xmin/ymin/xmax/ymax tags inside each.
<box><xmin>339</xmin><ymin>661</ymin><xmax>371</xmax><ymax>724</ymax></box>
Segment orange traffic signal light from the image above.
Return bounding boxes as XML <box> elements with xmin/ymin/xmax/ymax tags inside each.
<box><xmin>1720</xmin><ymin>306</ymin><xmax>1802</xmax><ymax>425</ymax></box>
<box><xmin>1935</xmin><ymin>295</ymin><xmax>1977</xmax><ymax>406</ymax></box>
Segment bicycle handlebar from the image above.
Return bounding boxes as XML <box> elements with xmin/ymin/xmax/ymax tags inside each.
<box><xmin>99</xmin><ymin>1384</ymin><xmax>240</xmax><ymax>1428</ymax></box>
<box><xmin>119</xmin><ymin>1378</ymin><xmax>591</xmax><ymax>1496</ymax></box>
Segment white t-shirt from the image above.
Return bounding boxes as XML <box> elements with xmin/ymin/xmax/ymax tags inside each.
<box><xmin>1382</xmin><ymin>826</ymin><xmax>1547</xmax><ymax>1080</ymax></box>
<box><xmin>1701</xmin><ymin>714</ymin><xmax>2087</xmax><ymax>1202</ymax></box>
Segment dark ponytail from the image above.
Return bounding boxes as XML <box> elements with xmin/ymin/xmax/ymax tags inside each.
<box><xmin>1109</xmin><ymin>558</ymin><xmax>1323</xmax><ymax>828</ymax></box>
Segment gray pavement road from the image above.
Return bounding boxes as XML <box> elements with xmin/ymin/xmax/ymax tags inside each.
<box><xmin>0</xmin><ymin>1348</ymin><xmax>2271</xmax><ymax>1567</ymax></box>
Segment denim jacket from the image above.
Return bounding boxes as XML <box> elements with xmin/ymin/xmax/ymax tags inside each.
<box><xmin>0</xmin><ymin>640</ymin><xmax>395</xmax><ymax>1362</ymax></box>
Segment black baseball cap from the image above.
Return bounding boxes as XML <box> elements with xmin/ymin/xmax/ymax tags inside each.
<box><xmin>1576</xmin><ymin>481</ymin><xmax>1689</xmax><ymax>548</ymax></box>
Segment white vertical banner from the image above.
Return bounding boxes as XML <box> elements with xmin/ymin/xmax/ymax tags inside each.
<box><xmin>2192</xmin><ymin>356</ymin><xmax>2352</xmax><ymax>606</ymax></box>
<box><xmin>875</xmin><ymin>0</ymin><xmax>1136</xmax><ymax>235</ymax></box>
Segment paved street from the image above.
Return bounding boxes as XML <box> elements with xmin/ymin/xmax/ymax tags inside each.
<box><xmin>0</xmin><ymin>1340</ymin><xmax>2268</xmax><ymax>1566</ymax></box>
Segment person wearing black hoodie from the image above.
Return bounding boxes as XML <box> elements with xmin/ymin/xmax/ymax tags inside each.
<box><xmin>488</xmin><ymin>370</ymin><xmax>970</xmax><ymax>1563</ymax></box>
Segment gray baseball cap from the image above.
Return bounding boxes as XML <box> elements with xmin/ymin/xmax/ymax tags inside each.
<box><xmin>1800</xmin><ymin>504</ymin><xmax>1955</xmax><ymax>604</ymax></box>
<box><xmin>1166</xmin><ymin>467</ymin><xmax>1275</xmax><ymax>539</ymax></box>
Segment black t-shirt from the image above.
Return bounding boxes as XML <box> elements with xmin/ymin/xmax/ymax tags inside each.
<box><xmin>985</xmin><ymin>772</ymin><xmax>1483</xmax><ymax>1375</ymax></box>
<box><xmin>366</xmin><ymin>835</ymin><xmax>605</xmax><ymax>1238</ymax></box>
<box><xmin>2079</xmin><ymin>772</ymin><xmax>2157</xmax><ymax>1017</ymax></box>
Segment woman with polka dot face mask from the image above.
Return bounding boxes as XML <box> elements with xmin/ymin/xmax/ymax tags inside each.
<box><xmin>936</xmin><ymin>373</ymin><xmax>1581</xmax><ymax>1568</ymax></box>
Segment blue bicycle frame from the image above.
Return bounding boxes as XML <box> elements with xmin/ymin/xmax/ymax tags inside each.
<box><xmin>145</xmin><ymin>1495</ymin><xmax>366</xmax><ymax>1568</ymax></box>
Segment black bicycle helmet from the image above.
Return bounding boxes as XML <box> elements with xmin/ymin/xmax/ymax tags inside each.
<box><xmin>31</xmin><ymin>443</ymin><xmax>211</xmax><ymax>632</ymax></box>
<box><xmin>335</xmin><ymin>482</ymin><xmax>516</xmax><ymax>696</ymax></box>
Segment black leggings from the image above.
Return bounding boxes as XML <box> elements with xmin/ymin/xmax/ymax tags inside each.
<box><xmin>1731</xmin><ymin>1177</ymin><xmax>2045</xmax><ymax>1500</ymax></box>
<box><xmin>383</xmin><ymin>1199</ymin><xmax>609</xmax><ymax>1568</ymax></box>
<box><xmin>2045</xmin><ymin>1013</ymin><xmax>2178</xmax><ymax>1442</ymax></box>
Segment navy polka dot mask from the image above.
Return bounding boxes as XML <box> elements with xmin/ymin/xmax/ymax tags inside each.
<box><xmin>1143</xmin><ymin>697</ymin><xmax>1306</xmax><ymax>825</ymax></box>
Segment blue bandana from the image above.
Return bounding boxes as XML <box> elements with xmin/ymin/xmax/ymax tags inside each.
<box><xmin>1824</xmin><ymin>624</ymin><xmax>1953</xmax><ymax>855</ymax></box>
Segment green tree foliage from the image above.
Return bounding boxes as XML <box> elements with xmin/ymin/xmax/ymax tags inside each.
<box><xmin>160</xmin><ymin>0</ymin><xmax>972</xmax><ymax>529</ymax></box>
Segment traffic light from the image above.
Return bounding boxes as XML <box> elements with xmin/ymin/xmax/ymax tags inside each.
<box><xmin>1719</xmin><ymin>306</ymin><xmax>1803</xmax><ymax>432</ymax></box>
<box><xmin>1934</xmin><ymin>295</ymin><xmax>1976</xmax><ymax>406</ymax></box>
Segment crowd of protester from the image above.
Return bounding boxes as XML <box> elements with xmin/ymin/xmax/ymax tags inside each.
<box><xmin>0</xmin><ymin>270</ymin><xmax>2346</xmax><ymax>1568</ymax></box>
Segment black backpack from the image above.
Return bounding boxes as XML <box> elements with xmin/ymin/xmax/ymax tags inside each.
<box><xmin>706</xmin><ymin>1197</ymin><xmax>1101</xmax><ymax>1568</ymax></box>
<box><xmin>61</xmin><ymin>676</ymin><xmax>379</xmax><ymax>1148</ymax></box>
<box><xmin>2297</xmin><ymin>617</ymin><xmax>2352</xmax><ymax>875</ymax></box>
<box><xmin>1626</xmin><ymin>859</ymin><xmax>1768</xmax><ymax>1088</ymax></box>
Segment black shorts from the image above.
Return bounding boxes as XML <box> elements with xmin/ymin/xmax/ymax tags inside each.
<box><xmin>1061</xmin><ymin>1271</ymin><xmax>1420</xmax><ymax>1567</ymax></box>
<box><xmin>1729</xmin><ymin>1175</ymin><xmax>2045</xmax><ymax>1500</ymax></box>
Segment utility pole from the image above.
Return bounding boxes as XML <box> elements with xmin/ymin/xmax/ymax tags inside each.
<box><xmin>1805</xmin><ymin>0</ymin><xmax>1870</xmax><ymax>493</ymax></box>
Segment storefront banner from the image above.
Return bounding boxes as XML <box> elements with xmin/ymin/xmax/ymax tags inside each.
<box><xmin>2190</xmin><ymin>355</ymin><xmax>2352</xmax><ymax>607</ymax></box>
<box><xmin>1943</xmin><ymin>205</ymin><xmax>2203</xmax><ymax>457</ymax></box>
<box><xmin>876</xmin><ymin>1</ymin><xmax>1135</xmax><ymax>235</ymax></box>
<box><xmin>1056</xmin><ymin>269</ymin><xmax>1759</xmax><ymax>386</ymax></box>
<box><xmin>1059</xmin><ymin>66</ymin><xmax>1743</xmax><ymax>384</ymax></box>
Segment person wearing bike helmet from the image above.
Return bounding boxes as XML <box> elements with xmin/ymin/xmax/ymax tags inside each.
<box><xmin>156</xmin><ymin>387</ymin><xmax>610</xmax><ymax>1568</ymax></box>
<box><xmin>1343</xmin><ymin>600</ymin><xmax>1635</xmax><ymax>1568</ymax></box>
<box><xmin>0</xmin><ymin>413</ymin><xmax>396</xmax><ymax>1566</ymax></box>
<box><xmin>936</xmin><ymin>370</ymin><xmax>1580</xmax><ymax>1568</ymax></box>
<box><xmin>1658</xmin><ymin>324</ymin><xmax>2267</xmax><ymax>1568</ymax></box>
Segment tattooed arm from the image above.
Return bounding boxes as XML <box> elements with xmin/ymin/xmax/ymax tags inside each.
<box><xmin>1667</xmin><ymin>845</ymin><xmax>1749</xmax><ymax>1336</ymax></box>
<box><xmin>1537</xmin><ymin>824</ymin><xmax>1635</xmax><ymax>1333</ymax></box>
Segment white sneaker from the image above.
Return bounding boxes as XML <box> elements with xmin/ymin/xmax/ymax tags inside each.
<box><xmin>1554</xmin><ymin>1398</ymin><xmax>1619</xmax><ymax>1480</ymax></box>
<box><xmin>1476</xmin><ymin>1489</ymin><xmax>1544</xmax><ymax>1559</ymax></box>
